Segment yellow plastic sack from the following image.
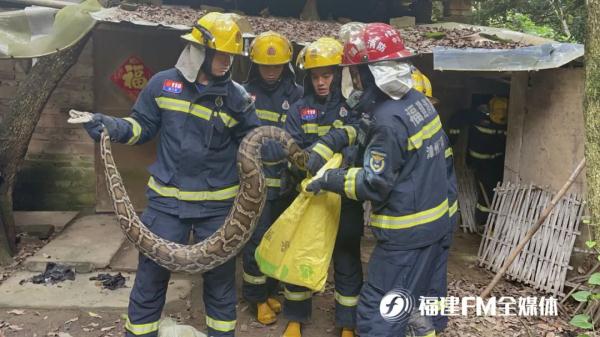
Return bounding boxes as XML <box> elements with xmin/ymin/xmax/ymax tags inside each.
<box><xmin>255</xmin><ymin>154</ymin><xmax>343</xmax><ymax>291</ymax></box>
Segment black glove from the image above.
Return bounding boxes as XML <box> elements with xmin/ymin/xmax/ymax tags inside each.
<box><xmin>261</xmin><ymin>140</ymin><xmax>287</xmax><ymax>162</ymax></box>
<box><xmin>305</xmin><ymin>169</ymin><xmax>345</xmax><ymax>194</ymax></box>
<box><xmin>280</xmin><ymin>166</ymin><xmax>304</xmax><ymax>197</ymax></box>
<box><xmin>83</xmin><ymin>113</ymin><xmax>130</xmax><ymax>142</ymax></box>
<box><xmin>306</xmin><ymin>150</ymin><xmax>326</xmax><ymax>176</ymax></box>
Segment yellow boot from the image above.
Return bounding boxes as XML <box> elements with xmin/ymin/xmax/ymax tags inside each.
<box><xmin>257</xmin><ymin>302</ymin><xmax>277</xmax><ymax>325</ymax></box>
<box><xmin>282</xmin><ymin>321</ymin><xmax>301</xmax><ymax>337</ymax></box>
<box><xmin>341</xmin><ymin>328</ymin><xmax>355</xmax><ymax>337</ymax></box>
<box><xmin>267</xmin><ymin>297</ymin><xmax>282</xmax><ymax>313</ymax></box>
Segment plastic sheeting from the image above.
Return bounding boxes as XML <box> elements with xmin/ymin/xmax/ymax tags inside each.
<box><xmin>433</xmin><ymin>43</ymin><xmax>584</xmax><ymax>72</ymax></box>
<box><xmin>0</xmin><ymin>0</ymin><xmax>100</xmax><ymax>59</ymax></box>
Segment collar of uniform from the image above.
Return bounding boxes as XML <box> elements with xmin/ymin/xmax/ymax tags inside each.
<box><xmin>306</xmin><ymin>89</ymin><xmax>342</xmax><ymax>112</ymax></box>
<box><xmin>175</xmin><ymin>67</ymin><xmax>230</xmax><ymax>98</ymax></box>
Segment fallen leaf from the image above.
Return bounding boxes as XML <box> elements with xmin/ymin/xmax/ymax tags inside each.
<box><xmin>6</xmin><ymin>309</ymin><xmax>24</xmax><ymax>315</ymax></box>
<box><xmin>101</xmin><ymin>326</ymin><xmax>115</xmax><ymax>332</ymax></box>
<box><xmin>88</xmin><ymin>312</ymin><xmax>102</xmax><ymax>319</ymax></box>
<box><xmin>87</xmin><ymin>323</ymin><xmax>99</xmax><ymax>327</ymax></box>
<box><xmin>43</xmin><ymin>316</ymin><xmax>48</xmax><ymax>320</ymax></box>
<box><xmin>42</xmin><ymin>253</ymin><xmax>51</xmax><ymax>258</ymax></box>
<box><xmin>9</xmin><ymin>325</ymin><xmax>23</xmax><ymax>331</ymax></box>
<box><xmin>64</xmin><ymin>317</ymin><xmax>78</xmax><ymax>324</ymax></box>
<box><xmin>57</xmin><ymin>333</ymin><xmax>73</xmax><ymax>337</ymax></box>
<box><xmin>83</xmin><ymin>328</ymin><xmax>92</xmax><ymax>332</ymax></box>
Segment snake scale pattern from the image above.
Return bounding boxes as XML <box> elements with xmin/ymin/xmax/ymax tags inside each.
<box><xmin>100</xmin><ymin>126</ymin><xmax>307</xmax><ymax>273</ymax></box>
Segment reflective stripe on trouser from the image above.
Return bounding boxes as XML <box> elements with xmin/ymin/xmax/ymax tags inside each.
<box><xmin>242</xmin><ymin>199</ymin><xmax>288</xmax><ymax>304</ymax></box>
<box><xmin>357</xmin><ymin>238</ymin><xmax>443</xmax><ymax>337</ymax></box>
<box><xmin>283</xmin><ymin>283</ymin><xmax>313</xmax><ymax>322</ymax></box>
<box><xmin>283</xmin><ymin>200</ymin><xmax>363</xmax><ymax>327</ymax></box>
<box><xmin>474</xmin><ymin>163</ymin><xmax>503</xmax><ymax>226</ymax></box>
<box><xmin>426</xmin><ymin>232</ymin><xmax>453</xmax><ymax>333</ymax></box>
<box><xmin>127</xmin><ymin>208</ymin><xmax>236</xmax><ymax>337</ymax></box>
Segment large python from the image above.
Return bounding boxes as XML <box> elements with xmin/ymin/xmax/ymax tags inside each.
<box><xmin>99</xmin><ymin>124</ymin><xmax>307</xmax><ymax>273</ymax></box>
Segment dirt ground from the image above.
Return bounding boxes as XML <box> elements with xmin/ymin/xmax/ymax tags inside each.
<box><xmin>0</xmin><ymin>231</ymin><xmax>587</xmax><ymax>337</ymax></box>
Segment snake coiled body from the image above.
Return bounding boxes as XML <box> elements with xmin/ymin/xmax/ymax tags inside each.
<box><xmin>100</xmin><ymin>126</ymin><xmax>307</xmax><ymax>273</ymax></box>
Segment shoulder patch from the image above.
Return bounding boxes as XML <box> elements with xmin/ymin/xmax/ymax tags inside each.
<box><xmin>162</xmin><ymin>80</ymin><xmax>183</xmax><ymax>94</ymax></box>
<box><xmin>368</xmin><ymin>150</ymin><xmax>386</xmax><ymax>174</ymax></box>
<box><xmin>301</xmin><ymin>107</ymin><xmax>318</xmax><ymax>121</ymax></box>
<box><xmin>282</xmin><ymin>99</ymin><xmax>290</xmax><ymax>110</ymax></box>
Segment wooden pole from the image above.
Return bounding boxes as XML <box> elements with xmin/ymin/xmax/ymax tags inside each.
<box><xmin>480</xmin><ymin>158</ymin><xmax>586</xmax><ymax>298</ymax></box>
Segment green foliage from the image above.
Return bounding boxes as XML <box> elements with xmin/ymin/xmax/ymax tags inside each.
<box><xmin>572</xmin><ymin>291</ymin><xmax>592</xmax><ymax>302</ymax></box>
<box><xmin>589</xmin><ymin>273</ymin><xmax>600</xmax><ymax>285</ymax></box>
<box><xmin>570</xmin><ymin>314</ymin><xmax>594</xmax><ymax>329</ymax></box>
<box><xmin>487</xmin><ymin>11</ymin><xmax>557</xmax><ymax>38</ymax></box>
<box><xmin>471</xmin><ymin>0</ymin><xmax>586</xmax><ymax>43</ymax></box>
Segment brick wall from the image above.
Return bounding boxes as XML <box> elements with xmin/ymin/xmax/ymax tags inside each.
<box><xmin>1</xmin><ymin>40</ymin><xmax>96</xmax><ymax>210</ymax></box>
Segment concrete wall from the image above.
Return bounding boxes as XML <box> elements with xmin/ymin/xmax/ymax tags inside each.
<box><xmin>93</xmin><ymin>24</ymin><xmax>185</xmax><ymax>212</ymax></box>
<box><xmin>504</xmin><ymin>68</ymin><xmax>586</xmax><ymax>195</ymax></box>
<box><xmin>0</xmin><ymin>40</ymin><xmax>96</xmax><ymax>210</ymax></box>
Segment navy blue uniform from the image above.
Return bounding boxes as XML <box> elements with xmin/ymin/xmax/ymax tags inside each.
<box><xmin>448</xmin><ymin>111</ymin><xmax>506</xmax><ymax>225</ymax></box>
<box><xmin>108</xmin><ymin>68</ymin><xmax>260</xmax><ymax>337</ymax></box>
<box><xmin>283</xmin><ymin>88</ymin><xmax>364</xmax><ymax>329</ymax></box>
<box><xmin>425</xmin><ymin>144</ymin><xmax>458</xmax><ymax>334</ymax></box>
<box><xmin>241</xmin><ymin>67</ymin><xmax>303</xmax><ymax>304</ymax></box>
<box><xmin>316</xmin><ymin>89</ymin><xmax>451</xmax><ymax>337</ymax></box>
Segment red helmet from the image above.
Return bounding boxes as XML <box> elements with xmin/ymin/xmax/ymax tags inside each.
<box><xmin>341</xmin><ymin>23</ymin><xmax>413</xmax><ymax>66</ymax></box>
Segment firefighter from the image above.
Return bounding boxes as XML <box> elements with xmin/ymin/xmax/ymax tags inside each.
<box><xmin>281</xmin><ymin>37</ymin><xmax>363</xmax><ymax>337</ymax></box>
<box><xmin>82</xmin><ymin>12</ymin><xmax>260</xmax><ymax>337</ymax></box>
<box><xmin>447</xmin><ymin>96</ymin><xmax>508</xmax><ymax>228</ymax></box>
<box><xmin>411</xmin><ymin>67</ymin><xmax>458</xmax><ymax>333</ymax></box>
<box><xmin>241</xmin><ymin>31</ymin><xmax>304</xmax><ymax>325</ymax></box>
<box><xmin>306</xmin><ymin>23</ymin><xmax>452</xmax><ymax>337</ymax></box>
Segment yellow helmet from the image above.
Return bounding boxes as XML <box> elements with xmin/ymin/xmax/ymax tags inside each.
<box><xmin>181</xmin><ymin>12</ymin><xmax>247</xmax><ymax>55</ymax></box>
<box><xmin>250</xmin><ymin>31</ymin><xmax>293</xmax><ymax>65</ymax></box>
<box><xmin>411</xmin><ymin>67</ymin><xmax>433</xmax><ymax>98</ymax></box>
<box><xmin>411</xmin><ymin>66</ymin><xmax>439</xmax><ymax>104</ymax></box>
<box><xmin>296</xmin><ymin>37</ymin><xmax>343</xmax><ymax>70</ymax></box>
<box><xmin>489</xmin><ymin>96</ymin><xmax>508</xmax><ymax>124</ymax></box>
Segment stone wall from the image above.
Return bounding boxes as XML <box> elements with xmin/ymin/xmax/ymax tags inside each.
<box><xmin>0</xmin><ymin>40</ymin><xmax>96</xmax><ymax>210</ymax></box>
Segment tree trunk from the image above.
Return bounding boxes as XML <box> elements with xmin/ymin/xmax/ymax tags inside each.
<box><xmin>585</xmin><ymin>0</ymin><xmax>600</xmax><ymax>240</ymax></box>
<box><xmin>0</xmin><ymin>34</ymin><xmax>90</xmax><ymax>265</ymax></box>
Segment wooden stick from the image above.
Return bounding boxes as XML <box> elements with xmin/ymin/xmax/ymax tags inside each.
<box><xmin>480</xmin><ymin>158</ymin><xmax>586</xmax><ymax>298</ymax></box>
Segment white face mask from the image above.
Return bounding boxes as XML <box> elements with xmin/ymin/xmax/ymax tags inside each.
<box><xmin>368</xmin><ymin>61</ymin><xmax>413</xmax><ymax>100</ymax></box>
